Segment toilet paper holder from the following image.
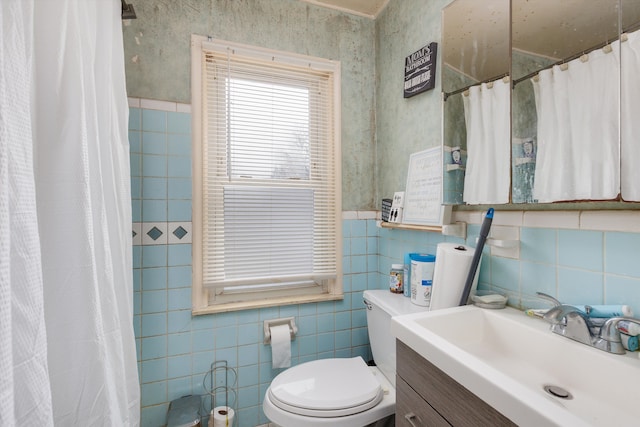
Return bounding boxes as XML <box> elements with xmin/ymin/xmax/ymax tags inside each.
<box><xmin>264</xmin><ymin>317</ymin><xmax>298</xmax><ymax>344</ymax></box>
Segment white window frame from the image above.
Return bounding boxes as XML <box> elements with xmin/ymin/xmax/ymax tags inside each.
<box><xmin>190</xmin><ymin>35</ymin><xmax>342</xmax><ymax>314</ymax></box>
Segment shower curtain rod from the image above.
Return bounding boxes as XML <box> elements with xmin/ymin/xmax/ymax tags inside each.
<box><xmin>513</xmin><ymin>22</ymin><xmax>640</xmax><ymax>88</ymax></box>
<box><xmin>513</xmin><ymin>40</ymin><xmax>616</xmax><ymax>87</ymax></box>
<box><xmin>121</xmin><ymin>0</ymin><xmax>136</xmax><ymax>19</ymax></box>
<box><xmin>444</xmin><ymin>21</ymin><xmax>640</xmax><ymax>97</ymax></box>
<box><xmin>443</xmin><ymin>73</ymin><xmax>509</xmax><ymax>101</ymax></box>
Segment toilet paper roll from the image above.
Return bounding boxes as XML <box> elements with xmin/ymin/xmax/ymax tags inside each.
<box><xmin>430</xmin><ymin>243</ymin><xmax>478</xmax><ymax>311</ymax></box>
<box><xmin>212</xmin><ymin>406</ymin><xmax>235</xmax><ymax>427</ymax></box>
<box><xmin>270</xmin><ymin>324</ymin><xmax>292</xmax><ymax>369</ymax></box>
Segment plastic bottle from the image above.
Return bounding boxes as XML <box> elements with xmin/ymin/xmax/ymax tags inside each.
<box><xmin>403</xmin><ymin>253</ymin><xmax>414</xmax><ymax>297</ymax></box>
<box><xmin>410</xmin><ymin>254</ymin><xmax>436</xmax><ymax>306</ymax></box>
<box><xmin>389</xmin><ymin>264</ymin><xmax>404</xmax><ymax>294</ymax></box>
<box><xmin>617</xmin><ymin>320</ymin><xmax>640</xmax><ymax>336</ymax></box>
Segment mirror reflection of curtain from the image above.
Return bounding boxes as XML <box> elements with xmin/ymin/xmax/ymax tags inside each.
<box><xmin>462</xmin><ymin>78</ymin><xmax>511</xmax><ymax>204</ymax></box>
<box><xmin>532</xmin><ymin>45</ymin><xmax>620</xmax><ymax>202</ymax></box>
<box><xmin>622</xmin><ymin>30</ymin><xmax>640</xmax><ymax>202</ymax></box>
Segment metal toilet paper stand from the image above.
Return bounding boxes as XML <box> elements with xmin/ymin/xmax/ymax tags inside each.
<box><xmin>203</xmin><ymin>360</ymin><xmax>237</xmax><ymax>426</ymax></box>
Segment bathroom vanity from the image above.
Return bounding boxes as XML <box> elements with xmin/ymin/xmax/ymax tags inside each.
<box><xmin>395</xmin><ymin>340</ymin><xmax>515</xmax><ymax>426</ymax></box>
<box><xmin>391</xmin><ymin>305</ymin><xmax>640</xmax><ymax>426</ymax></box>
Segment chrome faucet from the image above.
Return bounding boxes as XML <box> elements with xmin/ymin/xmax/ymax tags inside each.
<box><xmin>537</xmin><ymin>292</ymin><xmax>640</xmax><ymax>355</ymax></box>
<box><xmin>537</xmin><ymin>293</ymin><xmax>595</xmax><ymax>347</ymax></box>
<box><xmin>594</xmin><ymin>317</ymin><xmax>640</xmax><ymax>355</ymax></box>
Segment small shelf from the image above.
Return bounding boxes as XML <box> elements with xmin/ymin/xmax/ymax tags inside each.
<box><xmin>379</xmin><ymin>221</ymin><xmax>442</xmax><ymax>233</ymax></box>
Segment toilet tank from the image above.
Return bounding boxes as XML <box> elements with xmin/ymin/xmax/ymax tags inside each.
<box><xmin>363</xmin><ymin>290</ymin><xmax>428</xmax><ymax>386</ymax></box>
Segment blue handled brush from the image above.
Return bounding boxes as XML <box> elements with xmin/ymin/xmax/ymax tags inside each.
<box><xmin>459</xmin><ymin>208</ymin><xmax>494</xmax><ymax>306</ymax></box>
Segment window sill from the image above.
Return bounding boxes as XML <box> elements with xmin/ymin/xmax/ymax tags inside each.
<box><xmin>192</xmin><ymin>292</ymin><xmax>344</xmax><ymax>315</ymax></box>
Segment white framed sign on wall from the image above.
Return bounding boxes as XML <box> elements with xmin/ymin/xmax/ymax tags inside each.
<box><xmin>403</xmin><ymin>147</ymin><xmax>451</xmax><ymax>226</ymax></box>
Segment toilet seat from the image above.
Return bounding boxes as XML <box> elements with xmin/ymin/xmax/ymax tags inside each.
<box><xmin>268</xmin><ymin>357</ymin><xmax>384</xmax><ymax>418</ymax></box>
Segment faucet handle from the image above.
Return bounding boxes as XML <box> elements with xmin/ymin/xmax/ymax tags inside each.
<box><xmin>594</xmin><ymin>316</ymin><xmax>640</xmax><ymax>354</ymax></box>
<box><xmin>536</xmin><ymin>292</ymin><xmax>561</xmax><ymax>307</ymax></box>
<box><xmin>536</xmin><ymin>293</ymin><xmax>595</xmax><ymax>346</ymax></box>
<box><xmin>543</xmin><ymin>304</ymin><xmax>590</xmax><ymax>325</ymax></box>
<box><xmin>599</xmin><ymin>316</ymin><xmax>640</xmax><ymax>341</ymax></box>
<box><xmin>536</xmin><ymin>292</ymin><xmax>571</xmax><ymax>324</ymax></box>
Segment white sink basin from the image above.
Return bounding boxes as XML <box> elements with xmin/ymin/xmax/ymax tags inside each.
<box><xmin>391</xmin><ymin>305</ymin><xmax>640</xmax><ymax>427</ymax></box>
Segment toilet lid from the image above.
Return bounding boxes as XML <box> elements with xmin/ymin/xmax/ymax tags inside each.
<box><xmin>268</xmin><ymin>357</ymin><xmax>383</xmax><ymax>417</ymax></box>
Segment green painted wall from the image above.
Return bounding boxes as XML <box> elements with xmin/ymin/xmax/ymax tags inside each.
<box><xmin>374</xmin><ymin>0</ymin><xmax>450</xmax><ymax>204</ymax></box>
<box><xmin>123</xmin><ymin>0</ymin><xmax>377</xmax><ymax>211</ymax></box>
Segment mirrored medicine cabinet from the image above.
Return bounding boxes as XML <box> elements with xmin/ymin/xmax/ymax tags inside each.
<box><xmin>442</xmin><ymin>0</ymin><xmax>640</xmax><ymax>207</ymax></box>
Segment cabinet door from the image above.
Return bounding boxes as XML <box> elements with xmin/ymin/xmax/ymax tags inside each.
<box><xmin>397</xmin><ymin>340</ymin><xmax>516</xmax><ymax>426</ymax></box>
<box><xmin>396</xmin><ymin>376</ymin><xmax>450</xmax><ymax>427</ymax></box>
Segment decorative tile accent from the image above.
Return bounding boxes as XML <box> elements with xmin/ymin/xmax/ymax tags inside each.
<box><xmin>133</xmin><ymin>222</ymin><xmax>142</xmax><ymax>245</ymax></box>
<box><xmin>136</xmin><ymin>222</ymin><xmax>192</xmax><ymax>245</ymax></box>
<box><xmin>142</xmin><ymin>222</ymin><xmax>168</xmax><ymax>245</ymax></box>
<box><xmin>168</xmin><ymin>222</ymin><xmax>192</xmax><ymax>244</ymax></box>
<box><xmin>147</xmin><ymin>227</ymin><xmax>163</xmax><ymax>240</ymax></box>
<box><xmin>173</xmin><ymin>226</ymin><xmax>187</xmax><ymax>239</ymax></box>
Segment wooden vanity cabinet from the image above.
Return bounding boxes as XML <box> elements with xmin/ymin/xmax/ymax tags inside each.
<box><xmin>396</xmin><ymin>340</ymin><xmax>516</xmax><ymax>427</ymax></box>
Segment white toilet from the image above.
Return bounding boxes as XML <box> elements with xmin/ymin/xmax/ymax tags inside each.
<box><xmin>263</xmin><ymin>290</ymin><xmax>429</xmax><ymax>427</ymax></box>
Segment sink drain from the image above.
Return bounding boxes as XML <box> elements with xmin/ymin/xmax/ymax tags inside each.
<box><xmin>543</xmin><ymin>385</ymin><xmax>573</xmax><ymax>400</ymax></box>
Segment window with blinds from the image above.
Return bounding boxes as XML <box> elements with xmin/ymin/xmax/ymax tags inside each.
<box><xmin>191</xmin><ymin>36</ymin><xmax>342</xmax><ymax>312</ymax></box>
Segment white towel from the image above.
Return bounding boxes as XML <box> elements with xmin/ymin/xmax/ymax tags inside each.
<box><xmin>463</xmin><ymin>78</ymin><xmax>511</xmax><ymax>204</ymax></box>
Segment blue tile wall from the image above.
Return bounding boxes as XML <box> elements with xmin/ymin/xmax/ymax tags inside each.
<box><xmin>480</xmin><ymin>227</ymin><xmax>640</xmax><ymax>314</ymax></box>
<box><xmin>131</xmin><ymin>102</ymin><xmax>640</xmax><ymax>427</ymax></box>
<box><xmin>131</xmin><ymin>104</ymin><xmax>383</xmax><ymax>427</ymax></box>
<box><xmin>377</xmin><ymin>220</ymin><xmax>640</xmax><ymax>314</ymax></box>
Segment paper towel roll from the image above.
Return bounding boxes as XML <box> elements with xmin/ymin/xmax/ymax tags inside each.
<box><xmin>430</xmin><ymin>243</ymin><xmax>478</xmax><ymax>311</ymax></box>
<box><xmin>270</xmin><ymin>324</ymin><xmax>292</xmax><ymax>369</ymax></box>
<box><xmin>212</xmin><ymin>406</ymin><xmax>235</xmax><ymax>427</ymax></box>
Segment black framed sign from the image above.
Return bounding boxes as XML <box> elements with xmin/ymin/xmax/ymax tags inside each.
<box><xmin>403</xmin><ymin>42</ymin><xmax>438</xmax><ymax>98</ymax></box>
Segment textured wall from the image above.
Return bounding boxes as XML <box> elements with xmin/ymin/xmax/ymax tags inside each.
<box><xmin>374</xmin><ymin>0</ymin><xmax>450</xmax><ymax>203</ymax></box>
<box><xmin>122</xmin><ymin>0</ymin><xmax>376</xmax><ymax>210</ymax></box>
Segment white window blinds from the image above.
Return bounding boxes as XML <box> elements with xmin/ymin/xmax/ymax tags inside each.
<box><xmin>194</xmin><ymin>38</ymin><xmax>341</xmax><ymax>305</ymax></box>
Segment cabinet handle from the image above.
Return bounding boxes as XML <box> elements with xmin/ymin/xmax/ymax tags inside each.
<box><xmin>404</xmin><ymin>412</ymin><xmax>421</xmax><ymax>427</ymax></box>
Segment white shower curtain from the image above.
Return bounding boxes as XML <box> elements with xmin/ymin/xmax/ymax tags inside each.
<box><xmin>463</xmin><ymin>78</ymin><xmax>511</xmax><ymax>204</ymax></box>
<box><xmin>621</xmin><ymin>30</ymin><xmax>640</xmax><ymax>201</ymax></box>
<box><xmin>532</xmin><ymin>45</ymin><xmax>620</xmax><ymax>203</ymax></box>
<box><xmin>0</xmin><ymin>1</ymin><xmax>54</xmax><ymax>425</ymax></box>
<box><xmin>1</xmin><ymin>0</ymin><xmax>139</xmax><ymax>425</ymax></box>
